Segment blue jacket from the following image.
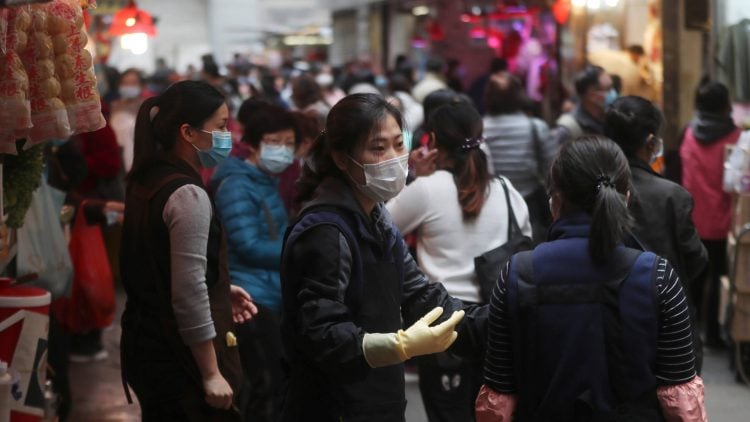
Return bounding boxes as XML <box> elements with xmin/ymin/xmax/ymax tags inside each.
<box><xmin>507</xmin><ymin>214</ymin><xmax>660</xmax><ymax>420</ymax></box>
<box><xmin>211</xmin><ymin>157</ymin><xmax>288</xmax><ymax>312</ymax></box>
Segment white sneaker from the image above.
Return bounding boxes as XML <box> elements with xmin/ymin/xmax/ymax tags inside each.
<box><xmin>69</xmin><ymin>349</ymin><xmax>109</xmax><ymax>363</ymax></box>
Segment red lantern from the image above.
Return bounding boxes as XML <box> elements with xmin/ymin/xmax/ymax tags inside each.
<box><xmin>109</xmin><ymin>0</ymin><xmax>156</xmax><ymax>37</ymax></box>
<box><xmin>553</xmin><ymin>0</ymin><xmax>571</xmax><ymax>25</ymax></box>
<box><xmin>470</xmin><ymin>26</ymin><xmax>487</xmax><ymax>39</ymax></box>
<box><xmin>427</xmin><ymin>20</ymin><xmax>445</xmax><ymax>41</ymax></box>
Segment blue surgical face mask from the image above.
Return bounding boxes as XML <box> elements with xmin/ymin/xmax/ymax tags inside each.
<box><xmin>259</xmin><ymin>144</ymin><xmax>295</xmax><ymax>174</ymax></box>
<box><xmin>604</xmin><ymin>88</ymin><xmax>618</xmax><ymax>107</ymax></box>
<box><xmin>191</xmin><ymin>129</ymin><xmax>232</xmax><ymax>168</ymax></box>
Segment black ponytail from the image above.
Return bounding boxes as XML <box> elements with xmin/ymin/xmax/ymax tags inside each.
<box><xmin>550</xmin><ymin>136</ymin><xmax>633</xmax><ymax>263</ymax></box>
<box><xmin>428</xmin><ymin>101</ymin><xmax>491</xmax><ymax>220</ymax></box>
<box><xmin>130</xmin><ymin>80</ymin><xmax>225</xmax><ymax>180</ymax></box>
<box><xmin>296</xmin><ymin>94</ymin><xmax>403</xmax><ymax>204</ymax></box>
<box><xmin>589</xmin><ymin>176</ymin><xmax>633</xmax><ymax>263</ymax></box>
<box><xmin>130</xmin><ymin>96</ymin><xmax>161</xmax><ymax>179</ymax></box>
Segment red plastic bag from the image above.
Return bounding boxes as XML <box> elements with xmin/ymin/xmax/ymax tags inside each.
<box><xmin>52</xmin><ymin>201</ymin><xmax>115</xmax><ymax>332</ymax></box>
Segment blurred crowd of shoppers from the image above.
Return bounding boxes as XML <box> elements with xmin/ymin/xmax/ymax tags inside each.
<box><xmin>26</xmin><ymin>45</ymin><xmax>738</xmax><ymax>421</ymax></box>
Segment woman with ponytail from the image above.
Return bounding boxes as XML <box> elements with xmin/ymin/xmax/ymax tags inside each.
<box><xmin>386</xmin><ymin>101</ymin><xmax>531</xmax><ymax>421</ymax></box>
<box><xmin>477</xmin><ymin>136</ymin><xmax>706</xmax><ymax>422</ymax></box>
<box><xmin>281</xmin><ymin>94</ymin><xmax>486</xmax><ymax>421</ymax></box>
<box><xmin>120</xmin><ymin>81</ymin><xmax>257</xmax><ymax>421</ymax></box>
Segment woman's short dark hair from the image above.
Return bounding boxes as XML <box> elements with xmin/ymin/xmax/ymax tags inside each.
<box><xmin>388</xmin><ymin>72</ymin><xmax>412</xmax><ymax>94</ymax></box>
<box><xmin>118</xmin><ymin>68</ymin><xmax>145</xmax><ymax>86</ymax></box>
<box><xmin>604</xmin><ymin>96</ymin><xmax>663</xmax><ymax>158</ymax></box>
<box><xmin>549</xmin><ymin>135</ymin><xmax>633</xmax><ymax>263</ymax></box>
<box><xmin>291</xmin><ymin>111</ymin><xmax>319</xmax><ymax>145</ymax></box>
<box><xmin>131</xmin><ymin>80</ymin><xmax>225</xmax><ymax>179</ymax></box>
<box><xmin>574</xmin><ymin>65</ymin><xmax>605</xmax><ymax>97</ymax></box>
<box><xmin>429</xmin><ymin>102</ymin><xmax>491</xmax><ymax>219</ymax></box>
<box><xmin>422</xmin><ymin>89</ymin><xmax>476</xmax><ymax>131</ymax></box>
<box><xmin>291</xmin><ymin>75</ymin><xmax>323</xmax><ymax>109</ymax></box>
<box><xmin>484</xmin><ymin>72</ymin><xmax>525</xmax><ymax>115</ymax></box>
<box><xmin>237</xmin><ymin>99</ymin><xmax>297</xmax><ymax>148</ymax></box>
<box><xmin>297</xmin><ymin>94</ymin><xmax>403</xmax><ymax>203</ymax></box>
<box><xmin>695</xmin><ymin>78</ymin><xmax>731</xmax><ymax>113</ymax></box>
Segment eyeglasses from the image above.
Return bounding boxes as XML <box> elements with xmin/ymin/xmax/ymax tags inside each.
<box><xmin>261</xmin><ymin>136</ymin><xmax>295</xmax><ymax>147</ymax></box>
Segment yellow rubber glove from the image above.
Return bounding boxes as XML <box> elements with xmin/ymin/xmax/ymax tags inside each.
<box><xmin>362</xmin><ymin>306</ymin><xmax>465</xmax><ymax>368</ymax></box>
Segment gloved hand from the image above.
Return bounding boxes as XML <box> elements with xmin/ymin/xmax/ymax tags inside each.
<box><xmin>362</xmin><ymin>306</ymin><xmax>465</xmax><ymax>368</ymax></box>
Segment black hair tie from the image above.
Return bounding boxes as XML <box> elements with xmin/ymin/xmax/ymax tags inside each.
<box><xmin>460</xmin><ymin>136</ymin><xmax>484</xmax><ymax>151</ymax></box>
<box><xmin>595</xmin><ymin>174</ymin><xmax>615</xmax><ymax>193</ymax></box>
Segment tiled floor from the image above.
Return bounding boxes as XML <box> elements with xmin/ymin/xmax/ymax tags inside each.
<box><xmin>67</xmin><ymin>293</ymin><xmax>140</xmax><ymax>421</ymax></box>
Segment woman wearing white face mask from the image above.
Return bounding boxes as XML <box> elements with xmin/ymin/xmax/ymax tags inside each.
<box><xmin>280</xmin><ymin>94</ymin><xmax>487</xmax><ymax>422</ymax></box>
<box><xmin>211</xmin><ymin>100</ymin><xmax>298</xmax><ymax>422</ymax></box>
<box><xmin>111</xmin><ymin>68</ymin><xmax>149</xmax><ymax>173</ymax></box>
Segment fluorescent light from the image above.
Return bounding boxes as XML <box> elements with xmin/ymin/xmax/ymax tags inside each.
<box><xmin>605</xmin><ymin>0</ymin><xmax>619</xmax><ymax>6</ymax></box>
<box><xmin>283</xmin><ymin>35</ymin><xmax>333</xmax><ymax>46</ymax></box>
<box><xmin>412</xmin><ymin>6</ymin><xmax>430</xmax><ymax>16</ymax></box>
<box><xmin>121</xmin><ymin>33</ymin><xmax>148</xmax><ymax>55</ymax></box>
<box><xmin>587</xmin><ymin>0</ymin><xmax>601</xmax><ymax>10</ymax></box>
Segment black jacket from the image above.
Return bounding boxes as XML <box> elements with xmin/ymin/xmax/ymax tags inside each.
<box><xmin>628</xmin><ymin>159</ymin><xmax>708</xmax><ymax>290</ymax></box>
<box><xmin>280</xmin><ymin>177</ymin><xmax>486</xmax><ymax>421</ymax></box>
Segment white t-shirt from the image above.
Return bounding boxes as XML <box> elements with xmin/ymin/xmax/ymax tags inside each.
<box><xmin>386</xmin><ymin>171</ymin><xmax>532</xmax><ymax>303</ymax></box>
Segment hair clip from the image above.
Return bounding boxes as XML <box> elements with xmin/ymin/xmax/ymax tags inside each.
<box><xmin>595</xmin><ymin>174</ymin><xmax>615</xmax><ymax>193</ymax></box>
<box><xmin>460</xmin><ymin>136</ymin><xmax>484</xmax><ymax>151</ymax></box>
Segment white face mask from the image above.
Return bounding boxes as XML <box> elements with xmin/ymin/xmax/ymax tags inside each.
<box><xmin>120</xmin><ymin>86</ymin><xmax>142</xmax><ymax>99</ymax></box>
<box><xmin>649</xmin><ymin>136</ymin><xmax>664</xmax><ymax>165</ymax></box>
<box><xmin>348</xmin><ymin>154</ymin><xmax>409</xmax><ymax>203</ymax></box>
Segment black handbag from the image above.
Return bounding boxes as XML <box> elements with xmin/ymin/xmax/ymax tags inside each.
<box><xmin>474</xmin><ymin>177</ymin><xmax>534</xmax><ymax>303</ymax></box>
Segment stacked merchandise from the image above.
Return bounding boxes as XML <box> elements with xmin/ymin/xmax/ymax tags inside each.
<box><xmin>727</xmin><ymin>194</ymin><xmax>750</xmax><ymax>341</ymax></box>
<box><xmin>0</xmin><ymin>0</ymin><xmax>101</xmax><ymax>269</ymax></box>
<box><xmin>1</xmin><ymin>2</ymin><xmax>100</xmax><ymax>419</ymax></box>
<box><xmin>1</xmin><ymin>0</ymin><xmax>103</xmax><ymax>152</ymax></box>
<box><xmin>723</xmin><ymin>132</ymin><xmax>750</xmax><ymax>383</ymax></box>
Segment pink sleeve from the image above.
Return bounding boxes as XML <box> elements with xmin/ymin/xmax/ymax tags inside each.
<box><xmin>656</xmin><ymin>376</ymin><xmax>707</xmax><ymax>422</ymax></box>
<box><xmin>475</xmin><ymin>384</ymin><xmax>517</xmax><ymax>422</ymax></box>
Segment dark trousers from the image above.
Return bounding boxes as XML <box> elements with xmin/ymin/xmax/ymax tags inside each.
<box><xmin>417</xmin><ymin>352</ymin><xmax>482</xmax><ymax>422</ymax></box>
<box><xmin>141</xmin><ymin>400</ymin><xmax>190</xmax><ymax>421</ymax></box>
<box><xmin>140</xmin><ymin>394</ymin><xmax>240</xmax><ymax>422</ymax></box>
<box><xmin>694</xmin><ymin>239</ymin><xmax>728</xmax><ymax>346</ymax></box>
<box><xmin>236</xmin><ymin>304</ymin><xmax>285</xmax><ymax>422</ymax></box>
<box><xmin>47</xmin><ymin>315</ymin><xmax>71</xmax><ymax>421</ymax></box>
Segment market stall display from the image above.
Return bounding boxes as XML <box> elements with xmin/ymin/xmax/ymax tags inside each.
<box><xmin>19</xmin><ymin>4</ymin><xmax>71</xmax><ymax>144</ymax></box>
<box><xmin>727</xmin><ymin>194</ymin><xmax>750</xmax><ymax>385</ymax></box>
<box><xmin>0</xmin><ymin>7</ymin><xmax>32</xmax><ymax>153</ymax></box>
<box><xmin>0</xmin><ymin>277</ymin><xmax>51</xmax><ymax>422</ymax></box>
<box><xmin>1</xmin><ymin>0</ymin><xmax>102</xmax><ymax>273</ymax></box>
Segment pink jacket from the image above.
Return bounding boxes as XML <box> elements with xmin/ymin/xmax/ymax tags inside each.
<box><xmin>680</xmin><ymin>127</ymin><xmax>742</xmax><ymax>240</ymax></box>
<box><xmin>476</xmin><ymin>377</ymin><xmax>708</xmax><ymax>422</ymax></box>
